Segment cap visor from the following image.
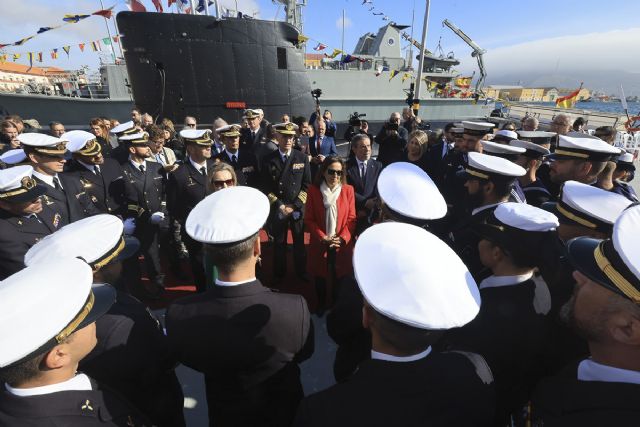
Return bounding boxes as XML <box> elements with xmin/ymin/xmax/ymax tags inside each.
<box><xmin>77</xmin><ymin>284</ymin><xmax>117</xmax><ymax>330</ymax></box>
<box><xmin>6</xmin><ymin>184</ymin><xmax>48</xmax><ymax>203</ymax></box>
<box><xmin>114</xmin><ymin>236</ymin><xmax>140</xmax><ymax>263</ymax></box>
<box><xmin>566</xmin><ymin>237</ymin><xmax>616</xmax><ymax>291</ymax></box>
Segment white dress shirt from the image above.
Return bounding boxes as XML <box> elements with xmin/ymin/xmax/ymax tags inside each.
<box><xmin>578</xmin><ymin>359</ymin><xmax>640</xmax><ymax>385</ymax></box>
<box><xmin>215</xmin><ymin>277</ymin><xmax>257</xmax><ymax>287</ymax></box>
<box><xmin>189</xmin><ymin>157</ymin><xmax>207</xmax><ymax>175</ymax></box>
<box><xmin>371</xmin><ymin>347</ymin><xmax>432</xmax><ymax>363</ymax></box>
<box><xmin>6</xmin><ymin>373</ymin><xmax>92</xmax><ymax>397</ymax></box>
<box><xmin>478</xmin><ymin>272</ymin><xmax>534</xmax><ymax>290</ymax></box>
<box><xmin>32</xmin><ymin>170</ymin><xmax>63</xmax><ymax>189</ymax></box>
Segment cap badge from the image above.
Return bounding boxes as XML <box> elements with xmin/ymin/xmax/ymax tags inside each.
<box><xmin>21</xmin><ymin>176</ymin><xmax>36</xmax><ymax>190</ymax></box>
<box><xmin>81</xmin><ymin>399</ymin><xmax>94</xmax><ymax>411</ymax></box>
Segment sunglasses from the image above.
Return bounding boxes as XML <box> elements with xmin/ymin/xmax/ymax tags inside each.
<box><xmin>212</xmin><ymin>179</ymin><xmax>234</xmax><ymax>188</ymax></box>
<box><xmin>186</xmin><ymin>123</ymin><xmax>196</xmax><ymax>127</ymax></box>
<box><xmin>326</xmin><ymin>169</ymin><xmax>343</xmax><ymax>176</ymax></box>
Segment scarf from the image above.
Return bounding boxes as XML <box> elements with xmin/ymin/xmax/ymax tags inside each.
<box><xmin>320</xmin><ymin>181</ymin><xmax>341</xmax><ymax>237</ymax></box>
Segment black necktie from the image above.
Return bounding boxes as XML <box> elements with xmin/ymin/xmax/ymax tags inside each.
<box><xmin>360</xmin><ymin>162</ymin><xmax>366</xmax><ymax>180</ymax></box>
<box><xmin>52</xmin><ymin>176</ymin><xmax>62</xmax><ymax>191</ymax></box>
<box><xmin>231</xmin><ymin>155</ymin><xmax>237</xmax><ymax>166</ymax></box>
<box><xmin>200</xmin><ymin>166</ymin><xmax>206</xmax><ymax>176</ymax></box>
<box><xmin>139</xmin><ymin>165</ymin><xmax>145</xmax><ymax>173</ymax></box>
<box><xmin>251</xmin><ymin>131</ymin><xmax>256</xmax><ymax>141</ymax></box>
<box><xmin>94</xmin><ymin>165</ymin><xmax>101</xmax><ymax>176</ymax></box>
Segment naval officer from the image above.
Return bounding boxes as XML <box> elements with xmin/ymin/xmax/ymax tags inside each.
<box><xmin>261</xmin><ymin>122</ymin><xmax>311</xmax><ymax>282</ymax></box>
<box><xmin>449</xmin><ymin>151</ymin><xmax>526</xmax><ymax>281</ymax></box>
<box><xmin>0</xmin><ymin>258</ymin><xmax>151</xmax><ymax>426</ymax></box>
<box><xmin>20</xmin><ymin>133</ymin><xmax>100</xmax><ymax>226</ymax></box>
<box><xmin>510</xmin><ymin>138</ymin><xmax>552</xmax><ymax>207</ymax></box>
<box><xmin>166</xmin><ymin>128</ymin><xmax>216</xmax><ymax>292</ymax></box>
<box><xmin>213</xmin><ymin>124</ymin><xmax>260</xmax><ymax>188</ymax></box>
<box><xmin>24</xmin><ymin>214</ymin><xmax>185</xmax><ymax>426</ymax></box>
<box><xmin>295</xmin><ymin>222</ymin><xmax>495</xmax><ymax>426</ymax></box>
<box><xmin>327</xmin><ymin>162</ymin><xmax>448</xmax><ymax>382</ymax></box>
<box><xmin>531</xmin><ymin>203</ymin><xmax>640</xmax><ymax>425</ymax></box>
<box><xmin>0</xmin><ymin>165</ymin><xmax>59</xmax><ymax>279</ymax></box>
<box><xmin>63</xmin><ymin>130</ymin><xmax>128</xmax><ymax>217</ymax></box>
<box><xmin>166</xmin><ymin>186</ymin><xmax>314</xmax><ymax>427</ymax></box>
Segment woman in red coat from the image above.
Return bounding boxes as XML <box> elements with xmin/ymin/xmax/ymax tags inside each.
<box><xmin>305</xmin><ymin>156</ymin><xmax>357</xmax><ymax>315</ymax></box>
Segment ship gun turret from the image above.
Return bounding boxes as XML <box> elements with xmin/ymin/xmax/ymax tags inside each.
<box><xmin>442</xmin><ymin>19</ymin><xmax>487</xmax><ymax>97</ymax></box>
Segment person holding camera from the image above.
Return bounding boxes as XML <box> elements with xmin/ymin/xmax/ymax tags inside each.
<box><xmin>375</xmin><ymin>112</ymin><xmax>408</xmax><ymax>167</ymax></box>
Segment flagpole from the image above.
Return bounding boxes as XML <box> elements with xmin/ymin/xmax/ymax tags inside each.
<box><xmin>98</xmin><ymin>0</ymin><xmax>117</xmax><ymax>62</ymax></box>
<box><xmin>413</xmin><ymin>0</ymin><xmax>430</xmax><ymax>117</ymax></box>
<box><xmin>341</xmin><ymin>9</ymin><xmax>345</xmax><ymax>67</ymax></box>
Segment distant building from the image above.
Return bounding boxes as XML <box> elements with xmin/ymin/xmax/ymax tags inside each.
<box><xmin>486</xmin><ymin>85</ymin><xmax>590</xmax><ymax>103</ymax></box>
<box><xmin>540</xmin><ymin>87</ymin><xmax>560</xmax><ymax>102</ymax></box>
<box><xmin>485</xmin><ymin>85</ymin><xmax>522</xmax><ymax>100</ymax></box>
<box><xmin>557</xmin><ymin>87</ymin><xmax>591</xmax><ymax>101</ymax></box>
<box><xmin>0</xmin><ymin>62</ymin><xmax>63</xmax><ymax>93</ymax></box>
<box><xmin>305</xmin><ymin>53</ymin><xmax>325</xmax><ymax>69</ymax></box>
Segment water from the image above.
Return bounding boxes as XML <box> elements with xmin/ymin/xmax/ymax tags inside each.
<box><xmin>525</xmin><ymin>101</ymin><xmax>640</xmax><ymax>115</ymax></box>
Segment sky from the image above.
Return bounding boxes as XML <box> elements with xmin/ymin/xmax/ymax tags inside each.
<box><xmin>1</xmin><ymin>0</ymin><xmax>638</xmax><ymax>91</ymax></box>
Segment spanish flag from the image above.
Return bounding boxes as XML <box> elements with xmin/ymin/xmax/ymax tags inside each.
<box><xmin>454</xmin><ymin>76</ymin><xmax>472</xmax><ymax>89</ymax></box>
<box><xmin>556</xmin><ymin>83</ymin><xmax>583</xmax><ymax>109</ymax></box>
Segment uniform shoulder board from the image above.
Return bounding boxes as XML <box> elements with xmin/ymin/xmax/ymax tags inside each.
<box><xmin>445</xmin><ymin>350</ymin><xmax>494</xmax><ymax>385</ymax></box>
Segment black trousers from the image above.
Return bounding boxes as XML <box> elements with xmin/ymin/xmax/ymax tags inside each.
<box><xmin>183</xmin><ymin>233</ymin><xmax>206</xmax><ymax>293</ymax></box>
<box><xmin>270</xmin><ymin>210</ymin><xmax>306</xmax><ymax>278</ymax></box>
<box><xmin>124</xmin><ymin>222</ymin><xmax>162</xmax><ymax>285</ymax></box>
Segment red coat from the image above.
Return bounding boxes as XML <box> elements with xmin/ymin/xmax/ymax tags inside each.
<box><xmin>304</xmin><ymin>183</ymin><xmax>357</xmax><ymax>279</ymax></box>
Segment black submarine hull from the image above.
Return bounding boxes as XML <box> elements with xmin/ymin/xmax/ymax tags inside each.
<box><xmin>116</xmin><ymin>11</ymin><xmax>314</xmax><ymax>124</ymax></box>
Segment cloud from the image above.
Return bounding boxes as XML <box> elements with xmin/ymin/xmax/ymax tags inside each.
<box><xmin>455</xmin><ymin>27</ymin><xmax>640</xmax><ymax>76</ymax></box>
<box><xmin>336</xmin><ymin>15</ymin><xmax>352</xmax><ymax>30</ymax></box>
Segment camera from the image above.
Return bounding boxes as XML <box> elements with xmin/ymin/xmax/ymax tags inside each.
<box><xmin>386</xmin><ymin>122</ymin><xmax>399</xmax><ymax>131</ymax></box>
<box><xmin>311</xmin><ymin>88</ymin><xmax>322</xmax><ymax>100</ymax></box>
<box><xmin>348</xmin><ymin>111</ymin><xmax>366</xmax><ymax>127</ymax></box>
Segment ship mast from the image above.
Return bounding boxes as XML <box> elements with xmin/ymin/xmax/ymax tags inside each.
<box><xmin>274</xmin><ymin>0</ymin><xmax>306</xmax><ymax>33</ymax></box>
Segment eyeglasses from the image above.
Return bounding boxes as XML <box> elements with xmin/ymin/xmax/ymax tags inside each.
<box><xmin>213</xmin><ymin>179</ymin><xmax>234</xmax><ymax>188</ymax></box>
<box><xmin>326</xmin><ymin>169</ymin><xmax>343</xmax><ymax>176</ymax></box>
<box><xmin>186</xmin><ymin>123</ymin><xmax>196</xmax><ymax>127</ymax></box>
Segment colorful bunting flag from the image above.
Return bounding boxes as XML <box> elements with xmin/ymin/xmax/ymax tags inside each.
<box><xmin>313</xmin><ymin>43</ymin><xmax>327</xmax><ymax>51</ymax></box>
<box><xmin>91</xmin><ymin>41</ymin><xmax>101</xmax><ymax>52</ymax></box>
<box><xmin>389</xmin><ymin>70</ymin><xmax>400</xmax><ymax>81</ymax></box>
<box><xmin>78</xmin><ymin>43</ymin><xmax>86</xmax><ymax>52</ymax></box>
<box><xmin>341</xmin><ymin>54</ymin><xmax>357</xmax><ymax>64</ymax></box>
<box><xmin>102</xmin><ymin>37</ymin><xmax>112</xmax><ymax>46</ymax></box>
<box><xmin>324</xmin><ymin>48</ymin><xmax>343</xmax><ymax>59</ymax></box>
<box><xmin>152</xmin><ymin>0</ymin><xmax>164</xmax><ymax>13</ymax></box>
<box><xmin>297</xmin><ymin>34</ymin><xmax>309</xmax><ymax>44</ymax></box>
<box><xmin>126</xmin><ymin>0</ymin><xmax>147</xmax><ymax>12</ymax></box>
<box><xmin>401</xmin><ymin>72</ymin><xmax>412</xmax><ymax>83</ymax></box>
<box><xmin>0</xmin><ymin>54</ymin><xmax>7</xmax><ymax>63</ymax></box>
<box><xmin>37</xmin><ymin>52</ymin><xmax>43</xmax><ymax>62</ymax></box>
<box><xmin>27</xmin><ymin>52</ymin><xmax>33</xmax><ymax>68</ymax></box>
<box><xmin>63</xmin><ymin>14</ymin><xmax>90</xmax><ymax>23</ymax></box>
<box><xmin>168</xmin><ymin>0</ymin><xmax>177</xmax><ymax>6</ymax></box>
<box><xmin>62</xmin><ymin>46</ymin><xmax>71</xmax><ymax>57</ymax></box>
<box><xmin>93</xmin><ymin>7</ymin><xmax>115</xmax><ymax>19</ymax></box>
<box><xmin>12</xmin><ymin>54</ymin><xmax>21</xmax><ymax>61</ymax></box>
<box><xmin>112</xmin><ymin>36</ymin><xmax>119</xmax><ymax>44</ymax></box>
<box><xmin>37</xmin><ymin>27</ymin><xmax>53</xmax><ymax>34</ymax></box>
<box><xmin>51</xmin><ymin>49</ymin><xmax>59</xmax><ymax>59</ymax></box>
<box><xmin>14</xmin><ymin>36</ymin><xmax>34</xmax><ymax>46</ymax></box>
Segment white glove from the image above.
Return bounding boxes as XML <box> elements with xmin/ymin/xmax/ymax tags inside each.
<box><xmin>149</xmin><ymin>212</ymin><xmax>165</xmax><ymax>225</ymax></box>
<box><xmin>123</xmin><ymin>218</ymin><xmax>136</xmax><ymax>235</ymax></box>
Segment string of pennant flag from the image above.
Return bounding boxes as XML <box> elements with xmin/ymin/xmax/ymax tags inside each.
<box><xmin>0</xmin><ymin>37</ymin><xmax>121</xmax><ymax>68</ymax></box>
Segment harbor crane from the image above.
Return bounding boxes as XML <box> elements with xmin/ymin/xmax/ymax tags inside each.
<box><xmin>442</xmin><ymin>19</ymin><xmax>487</xmax><ymax>97</ymax></box>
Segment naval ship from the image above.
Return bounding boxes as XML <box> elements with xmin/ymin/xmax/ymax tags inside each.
<box><xmin>115</xmin><ymin>0</ymin><xmax>494</xmax><ymax>125</ymax></box>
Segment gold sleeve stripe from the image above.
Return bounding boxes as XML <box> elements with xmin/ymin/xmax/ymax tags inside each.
<box><xmin>297</xmin><ymin>190</ymin><xmax>308</xmax><ymax>204</ymax></box>
<box><xmin>267</xmin><ymin>193</ymin><xmax>278</xmax><ymax>204</ymax></box>
<box><xmin>594</xmin><ymin>243</ymin><xmax>640</xmax><ymax>303</ymax></box>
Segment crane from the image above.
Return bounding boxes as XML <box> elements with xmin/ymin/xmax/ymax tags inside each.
<box><xmin>442</xmin><ymin>19</ymin><xmax>487</xmax><ymax>97</ymax></box>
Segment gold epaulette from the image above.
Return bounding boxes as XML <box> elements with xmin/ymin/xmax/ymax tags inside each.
<box><xmin>297</xmin><ymin>190</ymin><xmax>307</xmax><ymax>204</ymax></box>
<box><xmin>267</xmin><ymin>193</ymin><xmax>279</xmax><ymax>205</ymax></box>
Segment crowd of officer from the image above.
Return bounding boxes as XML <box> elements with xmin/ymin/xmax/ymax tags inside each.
<box><xmin>0</xmin><ymin>106</ymin><xmax>639</xmax><ymax>426</ymax></box>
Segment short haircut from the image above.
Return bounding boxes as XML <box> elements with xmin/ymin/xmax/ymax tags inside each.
<box><xmin>0</xmin><ymin>353</ymin><xmax>46</xmax><ymax>387</ymax></box>
<box><xmin>147</xmin><ymin>124</ymin><xmax>165</xmax><ymax>140</ymax></box>
<box><xmin>594</xmin><ymin>126</ymin><xmax>616</xmax><ymax>142</ymax></box>
<box><xmin>476</xmin><ymin>177</ymin><xmax>515</xmax><ymax>201</ymax></box>
<box><xmin>369</xmin><ymin>307</ymin><xmax>443</xmax><ymax>354</ymax></box>
<box><xmin>184</xmin><ymin>116</ymin><xmax>197</xmax><ymax>124</ymax></box>
<box><xmin>524</xmin><ymin>116</ymin><xmax>538</xmax><ymax>126</ymax></box>
<box><xmin>351</xmin><ymin>133</ymin><xmax>370</xmax><ymax>149</ymax></box>
<box><xmin>204</xmin><ymin>233</ymin><xmax>258</xmax><ymax>275</ymax></box>
<box><xmin>292</xmin><ymin>116</ymin><xmax>307</xmax><ymax>128</ymax></box>
<box><xmin>588</xmin><ymin>160</ymin><xmax>607</xmax><ymax>179</ymax></box>
<box><xmin>444</xmin><ymin>122</ymin><xmax>455</xmax><ymax>132</ymax></box>
<box><xmin>314</xmin><ymin>117</ymin><xmax>326</xmax><ymax>129</ymax></box>
<box><xmin>48</xmin><ymin>121</ymin><xmax>63</xmax><ymax>129</ymax></box>
<box><xmin>131</xmin><ymin>107</ymin><xmax>141</xmax><ymax>114</ymax></box>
